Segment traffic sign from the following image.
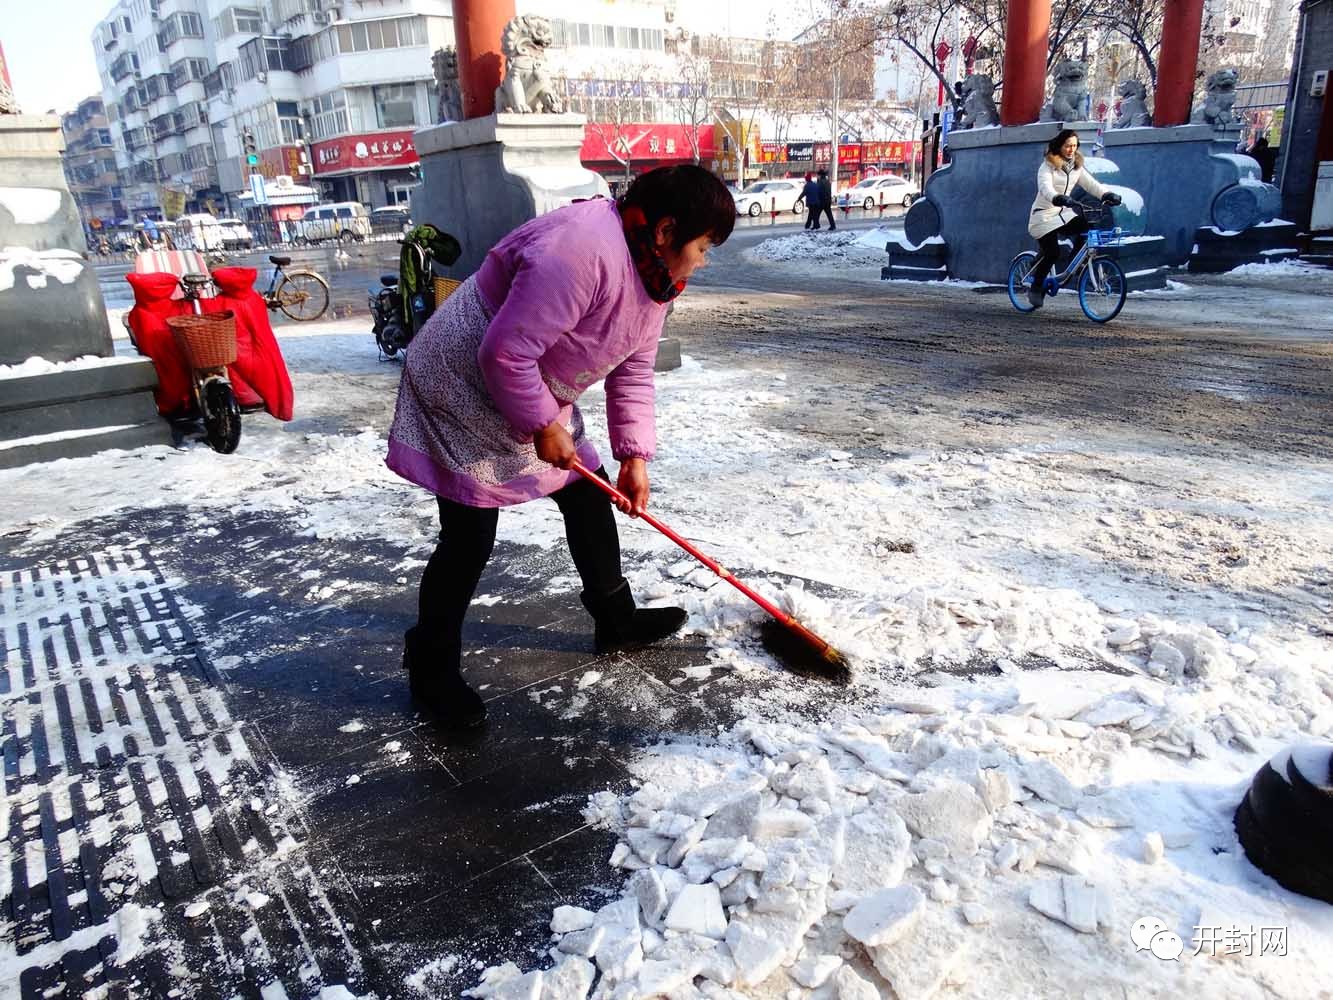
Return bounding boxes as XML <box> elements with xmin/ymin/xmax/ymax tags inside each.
<box><xmin>250</xmin><ymin>173</ymin><xmax>268</xmax><ymax>205</ymax></box>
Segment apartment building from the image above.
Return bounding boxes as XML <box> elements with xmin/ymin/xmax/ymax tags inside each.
<box><xmin>60</xmin><ymin>96</ymin><xmax>125</xmax><ymax>229</ymax></box>
<box><xmin>91</xmin><ymin>0</ymin><xmax>451</xmax><ymax>219</ymax></box>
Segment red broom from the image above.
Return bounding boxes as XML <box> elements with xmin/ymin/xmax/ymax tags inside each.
<box><xmin>571</xmin><ymin>460</ymin><xmax>849</xmax><ymax>673</ymax></box>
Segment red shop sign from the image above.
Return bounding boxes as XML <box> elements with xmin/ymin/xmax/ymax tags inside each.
<box><xmin>580</xmin><ymin>123</ymin><xmax>715</xmax><ymax>163</ymax></box>
<box><xmin>311</xmin><ymin>130</ymin><xmax>419</xmax><ymax>175</ymax></box>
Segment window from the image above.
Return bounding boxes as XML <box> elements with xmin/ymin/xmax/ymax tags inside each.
<box><xmin>171</xmin><ymin>58</ymin><xmax>210</xmax><ymax>89</ymax></box>
<box><xmin>235</xmin><ymin>6</ymin><xmax>262</xmax><ymax>32</ymax></box>
<box><xmin>158</xmin><ymin>11</ymin><xmax>204</xmax><ymax>50</ymax></box>
<box><xmin>374</xmin><ymin>84</ymin><xmax>417</xmax><ymax>128</ymax></box>
<box><xmin>277</xmin><ymin>101</ymin><xmax>303</xmax><ymax>143</ymax></box>
<box><xmin>308</xmin><ymin>90</ymin><xmax>349</xmax><ymax>140</ymax></box>
<box><xmin>98</xmin><ymin>129</ymin><xmax>113</xmax><ymax>145</ymax></box>
<box><xmin>336</xmin><ymin>16</ymin><xmax>426</xmax><ymax>53</ymax></box>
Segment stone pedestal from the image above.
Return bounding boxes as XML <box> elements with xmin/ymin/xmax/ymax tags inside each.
<box><xmin>1</xmin><ymin>115</ymin><xmax>113</xmax><ymax>365</ymax></box>
<box><xmin>895</xmin><ymin>121</ymin><xmax>1149</xmax><ymax>285</ymax></box>
<box><xmin>410</xmin><ymin>113</ymin><xmax>610</xmax><ymax>279</ymax></box>
<box><xmin>1101</xmin><ymin>125</ymin><xmax>1281</xmax><ymax>265</ymax></box>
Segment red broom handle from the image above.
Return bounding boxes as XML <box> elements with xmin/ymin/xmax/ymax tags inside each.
<box><xmin>569</xmin><ymin>460</ymin><xmax>830</xmax><ymax>649</ymax></box>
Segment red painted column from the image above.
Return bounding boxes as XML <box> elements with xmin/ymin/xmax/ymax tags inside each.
<box><xmin>1154</xmin><ymin>0</ymin><xmax>1206</xmax><ymax>126</ymax></box>
<box><xmin>453</xmin><ymin>0</ymin><xmax>516</xmax><ymax>120</ymax></box>
<box><xmin>999</xmin><ymin>0</ymin><xmax>1052</xmax><ymax>126</ymax></box>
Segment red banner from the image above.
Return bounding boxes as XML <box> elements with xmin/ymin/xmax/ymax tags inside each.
<box><xmin>759</xmin><ymin>142</ymin><xmax>786</xmax><ymax>163</ymax></box>
<box><xmin>311</xmin><ymin>130</ymin><xmax>418</xmax><ymax>175</ymax></box>
<box><xmin>581</xmin><ymin>124</ymin><xmax>715</xmax><ymax>165</ymax></box>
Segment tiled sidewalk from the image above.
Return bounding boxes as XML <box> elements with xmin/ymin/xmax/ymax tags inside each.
<box><xmin>1</xmin><ymin>506</ymin><xmax>760</xmax><ymax>997</ymax></box>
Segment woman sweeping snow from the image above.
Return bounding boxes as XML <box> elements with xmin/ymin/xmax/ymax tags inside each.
<box><xmin>387</xmin><ymin>165</ymin><xmax>736</xmax><ymax>728</ymax></box>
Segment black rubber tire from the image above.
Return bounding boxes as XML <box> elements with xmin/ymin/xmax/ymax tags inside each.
<box><xmin>1234</xmin><ymin>759</ymin><xmax>1333</xmax><ymax>903</ymax></box>
<box><xmin>202</xmin><ymin>379</ymin><xmax>242</xmax><ymax>454</ymax></box>
<box><xmin>1078</xmin><ymin>257</ymin><xmax>1127</xmax><ymax>323</ymax></box>
<box><xmin>902</xmin><ymin>193</ymin><xmax>915</xmax><ymax>208</ymax></box>
<box><xmin>793</xmin><ymin>200</ymin><xmax>804</xmax><ymax>214</ymax></box>
<box><xmin>747</xmin><ymin>202</ymin><xmax>762</xmax><ymax>217</ymax></box>
<box><xmin>277</xmin><ymin>271</ymin><xmax>330</xmax><ymax>321</ymax></box>
<box><xmin>1007</xmin><ymin>251</ymin><xmax>1039</xmax><ymax>313</ymax></box>
<box><xmin>863</xmin><ymin>197</ymin><xmax>876</xmax><ymax>210</ymax></box>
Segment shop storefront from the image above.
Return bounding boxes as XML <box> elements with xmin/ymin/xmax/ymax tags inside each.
<box><xmin>309</xmin><ymin>130</ymin><xmax>420</xmax><ymax>208</ymax></box>
<box><xmin>579</xmin><ymin>124</ymin><xmax>716</xmax><ymax>194</ymax></box>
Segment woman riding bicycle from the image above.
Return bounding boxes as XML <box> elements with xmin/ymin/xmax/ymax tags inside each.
<box><xmin>1027</xmin><ymin>129</ymin><xmax>1120</xmax><ymax>309</ymax></box>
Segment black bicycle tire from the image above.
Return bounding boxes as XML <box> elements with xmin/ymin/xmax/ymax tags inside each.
<box><xmin>1078</xmin><ymin>256</ymin><xmax>1127</xmax><ymax>323</ymax></box>
<box><xmin>277</xmin><ymin>271</ymin><xmax>330</xmax><ymax>321</ymax></box>
<box><xmin>1007</xmin><ymin>251</ymin><xmax>1039</xmax><ymax>313</ymax></box>
<box><xmin>202</xmin><ymin>379</ymin><xmax>242</xmax><ymax>454</ymax></box>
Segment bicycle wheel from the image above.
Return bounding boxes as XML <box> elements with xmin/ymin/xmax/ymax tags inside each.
<box><xmin>1078</xmin><ymin>256</ymin><xmax>1127</xmax><ymax>323</ymax></box>
<box><xmin>1007</xmin><ymin>251</ymin><xmax>1040</xmax><ymax>312</ymax></box>
<box><xmin>277</xmin><ymin>270</ymin><xmax>330</xmax><ymax>321</ymax></box>
<box><xmin>202</xmin><ymin>379</ymin><xmax>242</xmax><ymax>454</ymax></box>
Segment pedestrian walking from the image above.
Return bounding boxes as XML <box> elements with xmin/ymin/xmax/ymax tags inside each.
<box><xmin>802</xmin><ymin>173</ymin><xmax>822</xmax><ymax>230</ymax></box>
<box><xmin>1246</xmin><ymin>135</ymin><xmax>1277</xmax><ymax>184</ymax></box>
<box><xmin>1025</xmin><ymin>129</ymin><xmax>1118</xmax><ymax>309</ymax></box>
<box><xmin>817</xmin><ymin>169</ymin><xmax>837</xmax><ymax>230</ymax></box>
<box><xmin>386</xmin><ymin>165</ymin><xmax>736</xmax><ymax>728</ymax></box>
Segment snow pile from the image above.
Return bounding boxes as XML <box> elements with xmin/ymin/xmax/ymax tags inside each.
<box><xmin>0</xmin><ymin>246</ymin><xmax>85</xmax><ymax>292</ymax></box>
<box><xmin>467</xmin><ymin>670</ymin><xmax>1333</xmax><ymax>998</ymax></box>
<box><xmin>0</xmin><ymin>353</ymin><xmax>140</xmax><ymax>379</ymax></box>
<box><xmin>1227</xmin><ymin>259</ymin><xmax>1333</xmax><ymax>280</ymax></box>
<box><xmin>744</xmin><ymin>229</ymin><xmax>893</xmax><ymax>268</ymax></box>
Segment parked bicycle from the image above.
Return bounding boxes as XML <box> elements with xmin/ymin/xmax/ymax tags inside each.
<box><xmin>1007</xmin><ymin>202</ymin><xmax>1129</xmax><ymax>323</ymax></box>
<box><xmin>262</xmin><ymin>254</ymin><xmax>330</xmax><ymax>321</ymax></box>
<box><xmin>167</xmin><ymin>273</ymin><xmax>243</xmax><ymax>454</ymax></box>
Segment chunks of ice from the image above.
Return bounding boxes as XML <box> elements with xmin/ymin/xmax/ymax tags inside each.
<box><xmin>1027</xmin><ymin>876</ymin><xmax>1110</xmax><ymax>934</ymax></box>
<box><xmin>1019</xmin><ymin>760</ymin><xmax>1081</xmax><ymax>810</ymax></box>
<box><xmin>894</xmin><ymin>780</ymin><xmax>993</xmax><ymax>857</ymax></box>
<box><xmin>551</xmin><ymin>905</ymin><xmax>596</xmax><ymax>934</ymax></box>
<box><xmin>788</xmin><ymin>954</ymin><xmax>842</xmax><ymax>989</ymax></box>
<box><xmin>832</xmin><ymin>966</ymin><xmax>879</xmax><ymax>1000</ymax></box>
<box><xmin>663</xmin><ymin>883</ymin><xmax>728</xmax><ymax>940</ymax></box>
<box><xmin>832</xmin><ymin>807</ymin><xmax>911</xmax><ymax>893</ymax></box>
<box><xmin>842</xmin><ymin>885</ymin><xmax>924</xmax><ymax>948</ymax></box>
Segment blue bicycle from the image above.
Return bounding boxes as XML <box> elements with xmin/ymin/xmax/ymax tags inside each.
<box><xmin>1007</xmin><ymin>203</ymin><xmax>1128</xmax><ymax>323</ymax></box>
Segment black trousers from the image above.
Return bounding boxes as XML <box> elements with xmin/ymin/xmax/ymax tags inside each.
<box><xmin>416</xmin><ymin>468</ymin><xmax>622</xmax><ymax>656</ymax></box>
<box><xmin>820</xmin><ymin>204</ymin><xmax>837</xmax><ymax>228</ymax></box>
<box><xmin>1031</xmin><ymin>216</ymin><xmax>1091</xmax><ymax>289</ymax></box>
<box><xmin>805</xmin><ymin>205</ymin><xmax>821</xmax><ymax>229</ymax></box>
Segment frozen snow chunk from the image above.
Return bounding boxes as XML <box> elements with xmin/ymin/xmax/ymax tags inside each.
<box><xmin>1142</xmin><ymin>832</ymin><xmax>1165</xmax><ymax>866</ymax></box>
<box><xmin>664</xmin><ymin>883</ymin><xmax>727</xmax><ymax>940</ymax></box>
<box><xmin>781</xmin><ymin>758</ymin><xmax>837</xmax><ymax>803</ymax></box>
<box><xmin>1039</xmin><ymin>833</ymin><xmax>1092</xmax><ymax>875</ymax></box>
<box><xmin>542</xmin><ymin>956</ymin><xmax>595</xmax><ymax>1000</ymax></box>
<box><xmin>832</xmin><ymin>807</ymin><xmax>910</xmax><ymax>893</ymax></box>
<box><xmin>826</xmin><ymin>732</ymin><xmax>911</xmax><ymax>780</ymax></box>
<box><xmin>557</xmin><ymin>926</ymin><xmax>606</xmax><ymax>958</ymax></box>
<box><xmin>1075</xmin><ymin>792</ymin><xmax>1135</xmax><ymax>828</ymax></box>
<box><xmin>183</xmin><ymin>899</ymin><xmax>210</xmax><ymax>919</ymax></box>
<box><xmin>842</xmin><ymin>885</ymin><xmax>924</xmax><ymax>948</ymax></box>
<box><xmin>827</xmin><ymin>889</ymin><xmax>860</xmax><ymax>913</ymax></box>
<box><xmin>1027</xmin><ymin>876</ymin><xmax>1110</xmax><ymax>934</ymax></box>
<box><xmin>627</xmin><ymin>829</ymin><xmax>675</xmax><ymax>866</ymax></box>
<box><xmin>929</xmin><ymin>878</ymin><xmax>957</xmax><ymax>903</ymax></box>
<box><xmin>1148</xmin><ymin>639</ymin><xmax>1188</xmax><ymax>676</ymax></box>
<box><xmin>596</xmin><ymin>896</ymin><xmax>641</xmax><ymax>932</ymax></box>
<box><xmin>894</xmin><ymin>780</ymin><xmax>992</xmax><ymax>857</ymax></box>
<box><xmin>494</xmin><ymin>970</ymin><xmax>544</xmax><ymax>1000</ymax></box>
<box><xmin>753</xmin><ymin>885</ymin><xmax>802</xmax><ymax>915</ymax></box>
<box><xmin>672</xmin><ymin>776</ymin><xmax>768</xmax><ymax>819</ymax></box>
<box><xmin>636</xmin><ymin>958</ymin><xmax>699</xmax><ymax>995</ymax></box>
<box><xmin>628</xmin><ymin>869</ymin><xmax>670</xmax><ymax>924</ymax></box>
<box><xmin>868</xmin><ymin>904</ymin><xmax>970</xmax><ymax>1000</ymax></box>
<box><xmin>1105</xmin><ymin>622</ymin><xmax>1140</xmax><ymax>646</ymax></box>
<box><xmin>668</xmin><ymin>819</ymin><xmax>709</xmax><ymax>868</ymax></box>
<box><xmin>1019</xmin><ymin>760</ymin><xmax>1081</xmax><ymax>810</ymax></box>
<box><xmin>1080</xmin><ymin>698</ymin><xmax>1143</xmax><ymax>727</ymax></box>
<box><xmin>703</xmin><ymin>791</ymin><xmax>763</xmax><ymax>840</ymax></box>
<box><xmin>961</xmin><ymin>902</ymin><xmax>990</xmax><ymax>926</ymax></box>
<box><xmin>977</xmin><ymin>769</ymin><xmax>1017</xmax><ymax>814</ymax></box>
<box><xmin>750</xmin><ymin>809</ymin><xmax>815</xmax><ymax>843</ymax></box>
<box><xmin>724</xmin><ymin>920</ymin><xmax>788</xmax><ymax>987</ymax></box>
<box><xmin>594</xmin><ymin>932</ymin><xmax>643</xmax><ymax>982</ymax></box>
<box><xmin>552</xmin><ymin>905</ymin><xmax>597</xmax><ymax>934</ymax></box>
<box><xmin>465</xmin><ymin>963</ymin><xmax>524</xmax><ymax>997</ymax></box>
<box><xmin>832</xmin><ymin>965</ymin><xmax>878</xmax><ymax>1000</ymax></box>
<box><xmin>789</xmin><ymin>954</ymin><xmax>842</xmax><ymax>989</ymax></box>
<box><xmin>680</xmin><ymin>838</ymin><xmax>751</xmax><ymax>885</ymax></box>
<box><xmin>993</xmin><ymin>841</ymin><xmax>1021</xmax><ymax>871</ymax></box>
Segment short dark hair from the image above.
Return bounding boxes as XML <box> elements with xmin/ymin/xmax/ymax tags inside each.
<box><xmin>617</xmin><ymin>165</ymin><xmax>735</xmax><ymax>249</ymax></box>
<box><xmin>817</xmin><ymin>168</ymin><xmax>828</xmax><ymax>176</ymax></box>
<box><xmin>1047</xmin><ymin>129</ymin><xmax>1080</xmax><ymax>156</ymax></box>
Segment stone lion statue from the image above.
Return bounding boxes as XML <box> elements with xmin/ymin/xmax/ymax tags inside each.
<box><xmin>432</xmin><ymin>47</ymin><xmax>463</xmax><ymax>122</ymax></box>
<box><xmin>495</xmin><ymin>15</ymin><xmax>564</xmax><ymax>114</ymax></box>
<box><xmin>1113</xmin><ymin>79</ymin><xmax>1152</xmax><ymax>128</ymax></box>
<box><xmin>1041</xmin><ymin>59</ymin><xmax>1089</xmax><ymax>122</ymax></box>
<box><xmin>956</xmin><ymin>74</ymin><xmax>998</xmax><ymax>129</ymax></box>
<box><xmin>1192</xmin><ymin>68</ymin><xmax>1240</xmax><ymax>127</ymax></box>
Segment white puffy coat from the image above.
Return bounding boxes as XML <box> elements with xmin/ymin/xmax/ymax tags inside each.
<box><xmin>1028</xmin><ymin>152</ymin><xmax>1107</xmax><ymax>239</ymax></box>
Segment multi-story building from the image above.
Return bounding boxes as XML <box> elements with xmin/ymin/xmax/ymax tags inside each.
<box><xmin>60</xmin><ymin>96</ymin><xmax>126</xmax><ymax>231</ymax></box>
<box><xmin>91</xmin><ymin>0</ymin><xmax>452</xmax><ymax>221</ymax></box>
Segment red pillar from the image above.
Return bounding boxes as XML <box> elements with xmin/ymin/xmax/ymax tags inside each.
<box><xmin>1154</xmin><ymin>0</ymin><xmax>1206</xmax><ymax>126</ymax></box>
<box><xmin>999</xmin><ymin>0</ymin><xmax>1052</xmax><ymax>126</ymax></box>
<box><xmin>453</xmin><ymin>0</ymin><xmax>516</xmax><ymax>120</ymax></box>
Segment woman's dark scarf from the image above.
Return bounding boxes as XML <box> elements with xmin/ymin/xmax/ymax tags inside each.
<box><xmin>617</xmin><ymin>200</ymin><xmax>686</xmax><ymax>304</ymax></box>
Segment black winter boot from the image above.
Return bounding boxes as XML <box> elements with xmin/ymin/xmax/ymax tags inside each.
<box><xmin>403</xmin><ymin>626</ymin><xmax>486</xmax><ymax>728</ymax></box>
<box><xmin>582</xmin><ymin>579</ymin><xmax>688</xmax><ymax>654</ymax></box>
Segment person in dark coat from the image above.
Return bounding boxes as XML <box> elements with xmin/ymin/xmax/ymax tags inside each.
<box><xmin>817</xmin><ymin>169</ymin><xmax>837</xmax><ymax>230</ymax></box>
<box><xmin>801</xmin><ymin>173</ymin><xmax>821</xmax><ymax>230</ymax></box>
<box><xmin>1246</xmin><ymin>136</ymin><xmax>1277</xmax><ymax>184</ymax></box>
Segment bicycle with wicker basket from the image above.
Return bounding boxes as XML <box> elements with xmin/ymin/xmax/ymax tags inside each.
<box><xmin>167</xmin><ymin>273</ymin><xmax>243</xmax><ymax>454</ymax></box>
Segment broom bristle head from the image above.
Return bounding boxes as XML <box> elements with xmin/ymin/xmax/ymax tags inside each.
<box><xmin>758</xmin><ymin>619</ymin><xmax>851</xmax><ymax>679</ymax></box>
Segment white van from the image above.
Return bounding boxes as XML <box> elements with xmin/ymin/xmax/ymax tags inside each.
<box><xmin>296</xmin><ymin>202</ymin><xmax>372</xmax><ymax>244</ymax></box>
<box><xmin>175</xmin><ymin>213</ymin><xmax>229</xmax><ymax>251</ymax></box>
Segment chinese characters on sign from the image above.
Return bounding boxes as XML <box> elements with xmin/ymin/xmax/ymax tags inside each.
<box><xmin>311</xmin><ymin>131</ymin><xmax>419</xmax><ymax>175</ymax></box>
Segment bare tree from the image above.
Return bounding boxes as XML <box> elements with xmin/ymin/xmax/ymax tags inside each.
<box><xmin>665</xmin><ymin>47</ymin><xmax>712</xmax><ymax>165</ymax></box>
<box><xmin>579</xmin><ymin>64</ymin><xmax>656</xmax><ymax>188</ymax></box>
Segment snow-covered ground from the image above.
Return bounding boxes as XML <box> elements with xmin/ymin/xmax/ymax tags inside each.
<box><xmin>3</xmin><ymin>267</ymin><xmax>1332</xmax><ymax>998</ymax></box>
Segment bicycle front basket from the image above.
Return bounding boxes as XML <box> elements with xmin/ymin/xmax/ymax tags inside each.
<box><xmin>1087</xmin><ymin>227</ymin><xmax>1124</xmax><ymax>248</ymax></box>
<box><xmin>167</xmin><ymin>311</ymin><xmax>237</xmax><ymax>369</ymax></box>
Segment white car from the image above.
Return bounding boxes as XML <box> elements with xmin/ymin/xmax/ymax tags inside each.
<box><xmin>734</xmin><ymin>179</ymin><xmax>807</xmax><ymax>217</ymax></box>
<box><xmin>217</xmin><ymin>218</ymin><xmax>253</xmax><ymax>250</ymax></box>
<box><xmin>846</xmin><ymin>175</ymin><xmax>919</xmax><ymax>210</ymax></box>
